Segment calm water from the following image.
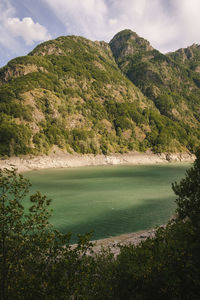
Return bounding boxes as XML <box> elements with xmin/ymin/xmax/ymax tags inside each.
<box><xmin>24</xmin><ymin>163</ymin><xmax>190</xmax><ymax>242</ymax></box>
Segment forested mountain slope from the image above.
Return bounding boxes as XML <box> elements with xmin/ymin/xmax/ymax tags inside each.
<box><xmin>110</xmin><ymin>30</ymin><xmax>200</xmax><ymax>151</ymax></box>
<box><xmin>0</xmin><ymin>30</ymin><xmax>199</xmax><ymax>157</ymax></box>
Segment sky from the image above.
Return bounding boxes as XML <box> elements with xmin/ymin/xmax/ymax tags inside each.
<box><xmin>1</xmin><ymin>0</ymin><xmax>200</xmax><ymax>67</ymax></box>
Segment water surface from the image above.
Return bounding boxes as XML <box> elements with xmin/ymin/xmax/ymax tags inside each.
<box><xmin>24</xmin><ymin>163</ymin><xmax>190</xmax><ymax>242</ymax></box>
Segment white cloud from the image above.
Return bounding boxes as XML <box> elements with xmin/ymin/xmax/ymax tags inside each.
<box><xmin>0</xmin><ymin>1</ymin><xmax>52</xmax><ymax>66</ymax></box>
<box><xmin>42</xmin><ymin>0</ymin><xmax>108</xmax><ymax>40</ymax></box>
<box><xmin>170</xmin><ymin>0</ymin><xmax>200</xmax><ymax>47</ymax></box>
<box><xmin>42</xmin><ymin>0</ymin><xmax>175</xmax><ymax>49</ymax></box>
<box><xmin>106</xmin><ymin>0</ymin><xmax>175</xmax><ymax>48</ymax></box>
<box><xmin>43</xmin><ymin>0</ymin><xmax>200</xmax><ymax>53</ymax></box>
<box><xmin>0</xmin><ymin>0</ymin><xmax>14</xmax><ymax>21</ymax></box>
<box><xmin>0</xmin><ymin>0</ymin><xmax>17</xmax><ymax>49</ymax></box>
<box><xmin>109</xmin><ymin>19</ymin><xmax>118</xmax><ymax>26</ymax></box>
<box><xmin>6</xmin><ymin>17</ymin><xmax>52</xmax><ymax>45</ymax></box>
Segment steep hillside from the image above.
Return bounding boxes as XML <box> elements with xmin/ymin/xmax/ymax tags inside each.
<box><xmin>110</xmin><ymin>30</ymin><xmax>200</xmax><ymax>151</ymax></box>
<box><xmin>0</xmin><ymin>31</ymin><xmax>199</xmax><ymax>157</ymax></box>
<box><xmin>0</xmin><ymin>35</ymin><xmax>155</xmax><ymax>156</ymax></box>
<box><xmin>167</xmin><ymin>44</ymin><xmax>200</xmax><ymax>90</ymax></box>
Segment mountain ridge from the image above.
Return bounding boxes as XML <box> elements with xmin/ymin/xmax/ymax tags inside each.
<box><xmin>0</xmin><ymin>29</ymin><xmax>199</xmax><ymax>157</ymax></box>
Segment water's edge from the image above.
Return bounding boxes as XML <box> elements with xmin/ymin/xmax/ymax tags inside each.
<box><xmin>77</xmin><ymin>226</ymin><xmax>164</xmax><ymax>256</ymax></box>
<box><xmin>0</xmin><ymin>151</ymin><xmax>195</xmax><ymax>172</ymax></box>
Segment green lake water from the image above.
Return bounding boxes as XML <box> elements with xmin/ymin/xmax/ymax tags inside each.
<box><xmin>24</xmin><ymin>163</ymin><xmax>190</xmax><ymax>242</ymax></box>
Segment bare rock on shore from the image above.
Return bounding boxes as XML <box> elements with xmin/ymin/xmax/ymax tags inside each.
<box><xmin>0</xmin><ymin>151</ymin><xmax>195</xmax><ymax>173</ymax></box>
<box><xmin>90</xmin><ymin>227</ymin><xmax>160</xmax><ymax>257</ymax></box>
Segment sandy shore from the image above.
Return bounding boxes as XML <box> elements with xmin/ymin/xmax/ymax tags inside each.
<box><xmin>0</xmin><ymin>151</ymin><xmax>195</xmax><ymax>173</ymax></box>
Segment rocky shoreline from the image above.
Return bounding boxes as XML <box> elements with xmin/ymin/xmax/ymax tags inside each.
<box><xmin>90</xmin><ymin>227</ymin><xmax>159</xmax><ymax>256</ymax></box>
<box><xmin>0</xmin><ymin>151</ymin><xmax>195</xmax><ymax>173</ymax></box>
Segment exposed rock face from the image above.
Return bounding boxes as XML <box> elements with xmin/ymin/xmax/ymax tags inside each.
<box><xmin>3</xmin><ymin>64</ymin><xmax>45</xmax><ymax>81</ymax></box>
<box><xmin>110</xmin><ymin>29</ymin><xmax>153</xmax><ymax>60</ymax></box>
<box><xmin>167</xmin><ymin>43</ymin><xmax>200</xmax><ymax>70</ymax></box>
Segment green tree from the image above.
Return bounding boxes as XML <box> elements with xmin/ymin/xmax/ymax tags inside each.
<box><xmin>172</xmin><ymin>150</ymin><xmax>200</xmax><ymax>230</ymax></box>
<box><xmin>0</xmin><ymin>168</ymin><xmax>93</xmax><ymax>299</ymax></box>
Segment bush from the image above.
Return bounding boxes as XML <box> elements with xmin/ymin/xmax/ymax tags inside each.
<box><xmin>172</xmin><ymin>150</ymin><xmax>200</xmax><ymax>231</ymax></box>
<box><xmin>0</xmin><ymin>119</ymin><xmax>32</xmax><ymax>156</ymax></box>
<box><xmin>115</xmin><ymin>220</ymin><xmax>200</xmax><ymax>299</ymax></box>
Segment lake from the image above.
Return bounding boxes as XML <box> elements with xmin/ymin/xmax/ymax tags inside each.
<box><xmin>24</xmin><ymin>163</ymin><xmax>190</xmax><ymax>242</ymax></box>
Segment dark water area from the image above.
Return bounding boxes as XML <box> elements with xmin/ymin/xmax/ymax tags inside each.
<box><xmin>24</xmin><ymin>163</ymin><xmax>190</xmax><ymax>243</ymax></box>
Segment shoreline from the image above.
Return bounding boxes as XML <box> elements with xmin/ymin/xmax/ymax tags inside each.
<box><xmin>0</xmin><ymin>151</ymin><xmax>195</xmax><ymax>173</ymax></box>
<box><xmin>73</xmin><ymin>226</ymin><xmax>164</xmax><ymax>256</ymax></box>
<box><xmin>93</xmin><ymin>227</ymin><xmax>157</xmax><ymax>245</ymax></box>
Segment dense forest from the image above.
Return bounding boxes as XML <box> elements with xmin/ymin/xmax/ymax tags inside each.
<box><xmin>0</xmin><ymin>152</ymin><xmax>200</xmax><ymax>299</ymax></box>
<box><xmin>0</xmin><ymin>29</ymin><xmax>200</xmax><ymax>157</ymax></box>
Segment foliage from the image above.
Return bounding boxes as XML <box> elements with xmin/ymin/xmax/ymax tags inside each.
<box><xmin>0</xmin><ymin>168</ymin><xmax>95</xmax><ymax>299</ymax></box>
<box><xmin>172</xmin><ymin>150</ymin><xmax>200</xmax><ymax>230</ymax></box>
<box><xmin>154</xmin><ymin>94</ymin><xmax>174</xmax><ymax>116</ymax></box>
<box><xmin>0</xmin><ymin>116</ymin><xmax>32</xmax><ymax>156</ymax></box>
<box><xmin>114</xmin><ymin>220</ymin><xmax>200</xmax><ymax>299</ymax></box>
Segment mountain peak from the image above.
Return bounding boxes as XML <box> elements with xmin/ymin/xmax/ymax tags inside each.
<box><xmin>109</xmin><ymin>29</ymin><xmax>153</xmax><ymax>60</ymax></box>
<box><xmin>110</xmin><ymin>29</ymin><xmax>139</xmax><ymax>41</ymax></box>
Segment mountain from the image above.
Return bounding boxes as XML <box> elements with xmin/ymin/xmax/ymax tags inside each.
<box><xmin>110</xmin><ymin>30</ymin><xmax>200</xmax><ymax>123</ymax></box>
<box><xmin>0</xmin><ymin>30</ymin><xmax>199</xmax><ymax>157</ymax></box>
<box><xmin>110</xmin><ymin>30</ymin><xmax>200</xmax><ymax>150</ymax></box>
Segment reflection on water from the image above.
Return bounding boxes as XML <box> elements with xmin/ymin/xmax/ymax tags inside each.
<box><xmin>24</xmin><ymin>163</ymin><xmax>190</xmax><ymax>242</ymax></box>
